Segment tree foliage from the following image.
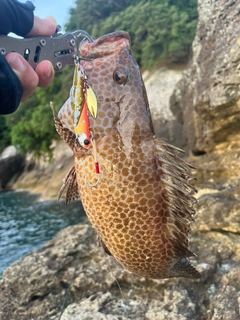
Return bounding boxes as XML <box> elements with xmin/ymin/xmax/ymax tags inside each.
<box><xmin>1</xmin><ymin>0</ymin><xmax>198</xmax><ymax>156</ymax></box>
<box><xmin>3</xmin><ymin>68</ymin><xmax>72</xmax><ymax>157</ymax></box>
<box><xmin>66</xmin><ymin>0</ymin><xmax>198</xmax><ymax>67</ymax></box>
<box><xmin>0</xmin><ymin>116</ymin><xmax>11</xmax><ymax>151</ymax></box>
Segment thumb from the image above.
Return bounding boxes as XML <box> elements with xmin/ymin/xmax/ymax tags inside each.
<box><xmin>6</xmin><ymin>53</ymin><xmax>39</xmax><ymax>101</ymax></box>
<box><xmin>27</xmin><ymin>16</ymin><xmax>57</xmax><ymax>37</ymax></box>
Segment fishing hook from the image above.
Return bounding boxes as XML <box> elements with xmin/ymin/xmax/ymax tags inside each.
<box><xmin>85</xmin><ymin>173</ymin><xmax>101</xmax><ymax>188</ymax></box>
<box><xmin>73</xmin><ymin>54</ymin><xmax>93</xmax><ymax>64</ymax></box>
<box><xmin>84</xmin><ymin>138</ymin><xmax>101</xmax><ymax>188</ymax></box>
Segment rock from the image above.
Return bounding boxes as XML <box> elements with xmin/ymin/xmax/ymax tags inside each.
<box><xmin>145</xmin><ymin>289</ymin><xmax>196</xmax><ymax>320</ymax></box>
<box><xmin>13</xmin><ymin>141</ymin><xmax>74</xmax><ymax>200</ymax></box>
<box><xmin>144</xmin><ymin>66</ymin><xmax>188</xmax><ymax>150</ymax></box>
<box><xmin>0</xmin><ymin>146</ymin><xmax>25</xmax><ymax>190</ymax></box>
<box><xmin>61</xmin><ymin>293</ymin><xmax>128</xmax><ymax>320</ymax></box>
<box><xmin>189</xmin><ymin>144</ymin><xmax>240</xmax><ymax>187</ymax></box>
<box><xmin>208</xmin><ymin>268</ymin><xmax>240</xmax><ymax>320</ymax></box>
<box><xmin>193</xmin><ymin>188</ymin><xmax>240</xmax><ymax>234</ymax></box>
<box><xmin>170</xmin><ymin>0</ymin><xmax>240</xmax><ymax>154</ymax></box>
<box><xmin>0</xmin><ymin>146</ymin><xmax>18</xmax><ymax>159</ymax></box>
<box><xmin>0</xmin><ymin>223</ymin><xmax>97</xmax><ymax>319</ymax></box>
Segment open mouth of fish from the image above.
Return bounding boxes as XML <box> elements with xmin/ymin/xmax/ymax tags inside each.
<box><xmin>79</xmin><ymin>30</ymin><xmax>131</xmax><ymax>61</ymax></box>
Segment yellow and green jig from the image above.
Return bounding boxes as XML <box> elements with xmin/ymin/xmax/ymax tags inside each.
<box><xmin>71</xmin><ymin>62</ymin><xmax>97</xmax><ymax>149</ymax></box>
<box><xmin>71</xmin><ymin>60</ymin><xmax>100</xmax><ymax>184</ymax></box>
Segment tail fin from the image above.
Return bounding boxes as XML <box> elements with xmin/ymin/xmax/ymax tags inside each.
<box><xmin>171</xmin><ymin>258</ymin><xmax>201</xmax><ymax>279</ymax></box>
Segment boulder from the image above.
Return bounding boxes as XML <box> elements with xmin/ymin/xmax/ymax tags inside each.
<box><xmin>144</xmin><ymin>66</ymin><xmax>188</xmax><ymax>150</ymax></box>
<box><xmin>0</xmin><ymin>146</ymin><xmax>25</xmax><ymax>190</ymax></box>
<box><xmin>170</xmin><ymin>0</ymin><xmax>240</xmax><ymax>154</ymax></box>
<box><xmin>13</xmin><ymin>141</ymin><xmax>74</xmax><ymax>199</ymax></box>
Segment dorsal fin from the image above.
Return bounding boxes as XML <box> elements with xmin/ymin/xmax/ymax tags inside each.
<box><xmin>171</xmin><ymin>258</ymin><xmax>201</xmax><ymax>279</ymax></box>
<box><xmin>154</xmin><ymin>137</ymin><xmax>197</xmax><ymax>262</ymax></box>
<box><xmin>58</xmin><ymin>165</ymin><xmax>80</xmax><ymax>204</ymax></box>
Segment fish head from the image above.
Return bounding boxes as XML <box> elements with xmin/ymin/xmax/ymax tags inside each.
<box><xmin>79</xmin><ymin>31</ymin><xmax>153</xmax><ymax>142</ymax></box>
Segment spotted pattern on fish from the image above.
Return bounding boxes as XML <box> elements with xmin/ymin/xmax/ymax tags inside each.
<box><xmin>52</xmin><ymin>31</ymin><xmax>201</xmax><ymax>279</ymax></box>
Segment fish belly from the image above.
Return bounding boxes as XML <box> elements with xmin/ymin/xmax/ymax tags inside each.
<box><xmin>75</xmin><ymin>139</ymin><xmax>181</xmax><ymax>279</ymax></box>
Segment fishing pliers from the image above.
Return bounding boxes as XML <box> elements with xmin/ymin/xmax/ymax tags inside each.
<box><xmin>0</xmin><ymin>26</ymin><xmax>94</xmax><ymax>71</ymax></box>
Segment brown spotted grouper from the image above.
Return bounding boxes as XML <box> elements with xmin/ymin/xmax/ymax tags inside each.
<box><xmin>52</xmin><ymin>31</ymin><xmax>201</xmax><ymax>279</ymax></box>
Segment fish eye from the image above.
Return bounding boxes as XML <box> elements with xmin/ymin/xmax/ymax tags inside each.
<box><xmin>113</xmin><ymin>67</ymin><xmax>129</xmax><ymax>85</ymax></box>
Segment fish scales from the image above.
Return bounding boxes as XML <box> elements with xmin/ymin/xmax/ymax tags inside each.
<box><xmin>53</xmin><ymin>31</ymin><xmax>201</xmax><ymax>279</ymax></box>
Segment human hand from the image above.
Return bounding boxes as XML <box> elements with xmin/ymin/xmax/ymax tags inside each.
<box><xmin>5</xmin><ymin>16</ymin><xmax>57</xmax><ymax>101</ymax></box>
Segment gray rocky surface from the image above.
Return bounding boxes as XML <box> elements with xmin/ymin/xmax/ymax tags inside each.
<box><xmin>144</xmin><ymin>66</ymin><xmax>187</xmax><ymax>150</ymax></box>
<box><xmin>12</xmin><ymin>141</ymin><xmax>74</xmax><ymax>200</ymax></box>
<box><xmin>170</xmin><ymin>0</ymin><xmax>240</xmax><ymax>154</ymax></box>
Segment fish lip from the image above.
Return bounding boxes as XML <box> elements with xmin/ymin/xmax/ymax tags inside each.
<box><xmin>79</xmin><ymin>30</ymin><xmax>131</xmax><ymax>59</ymax></box>
<box><xmin>90</xmin><ymin>30</ymin><xmax>130</xmax><ymax>47</ymax></box>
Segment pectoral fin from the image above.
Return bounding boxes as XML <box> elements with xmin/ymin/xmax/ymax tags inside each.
<box><xmin>58</xmin><ymin>165</ymin><xmax>80</xmax><ymax>204</ymax></box>
<box><xmin>51</xmin><ymin>103</ymin><xmax>76</xmax><ymax>152</ymax></box>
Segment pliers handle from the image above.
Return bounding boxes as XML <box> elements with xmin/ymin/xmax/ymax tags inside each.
<box><xmin>0</xmin><ymin>27</ymin><xmax>94</xmax><ymax>71</ymax></box>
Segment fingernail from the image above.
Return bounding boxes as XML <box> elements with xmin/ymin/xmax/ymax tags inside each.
<box><xmin>7</xmin><ymin>54</ymin><xmax>26</xmax><ymax>73</ymax></box>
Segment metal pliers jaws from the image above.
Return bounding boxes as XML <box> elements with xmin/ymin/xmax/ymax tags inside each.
<box><xmin>0</xmin><ymin>27</ymin><xmax>94</xmax><ymax>71</ymax></box>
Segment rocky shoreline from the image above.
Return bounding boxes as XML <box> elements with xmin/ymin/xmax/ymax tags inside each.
<box><xmin>1</xmin><ymin>0</ymin><xmax>240</xmax><ymax>319</ymax></box>
<box><xmin>0</xmin><ymin>182</ymin><xmax>239</xmax><ymax>320</ymax></box>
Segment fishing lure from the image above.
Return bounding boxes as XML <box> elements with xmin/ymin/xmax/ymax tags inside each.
<box><xmin>71</xmin><ymin>62</ymin><xmax>98</xmax><ymax>149</ymax></box>
<box><xmin>70</xmin><ymin>61</ymin><xmax>100</xmax><ymax>186</ymax></box>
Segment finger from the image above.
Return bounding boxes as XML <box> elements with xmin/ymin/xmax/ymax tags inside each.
<box><xmin>27</xmin><ymin>16</ymin><xmax>57</xmax><ymax>37</ymax></box>
<box><xmin>36</xmin><ymin>60</ymin><xmax>54</xmax><ymax>88</ymax></box>
<box><xmin>6</xmin><ymin>52</ymin><xmax>39</xmax><ymax>101</ymax></box>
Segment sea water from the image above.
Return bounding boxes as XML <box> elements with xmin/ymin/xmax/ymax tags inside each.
<box><xmin>0</xmin><ymin>190</ymin><xmax>86</xmax><ymax>278</ymax></box>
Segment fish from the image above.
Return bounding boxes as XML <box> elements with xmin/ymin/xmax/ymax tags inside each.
<box><xmin>52</xmin><ymin>30</ymin><xmax>201</xmax><ymax>279</ymax></box>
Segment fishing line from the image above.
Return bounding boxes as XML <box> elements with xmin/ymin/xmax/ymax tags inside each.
<box><xmin>84</xmin><ymin>138</ymin><xmax>101</xmax><ymax>188</ymax></box>
<box><xmin>58</xmin><ymin>247</ymin><xmax>82</xmax><ymax>320</ymax></box>
<box><xmin>106</xmin><ymin>257</ymin><xmax>129</xmax><ymax>319</ymax></box>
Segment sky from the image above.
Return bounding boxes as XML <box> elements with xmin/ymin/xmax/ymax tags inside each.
<box><xmin>31</xmin><ymin>0</ymin><xmax>76</xmax><ymax>32</ymax></box>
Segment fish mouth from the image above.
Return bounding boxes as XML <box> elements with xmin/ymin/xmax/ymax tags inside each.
<box><xmin>79</xmin><ymin>30</ymin><xmax>131</xmax><ymax>60</ymax></box>
<box><xmin>89</xmin><ymin>30</ymin><xmax>130</xmax><ymax>47</ymax></box>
